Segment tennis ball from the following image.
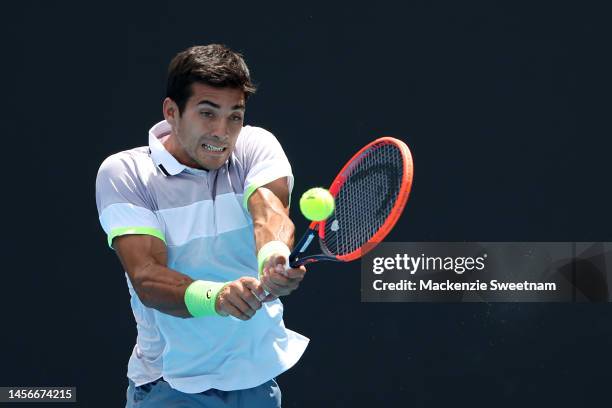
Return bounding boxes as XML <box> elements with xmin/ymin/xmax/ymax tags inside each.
<box><xmin>299</xmin><ymin>188</ymin><xmax>335</xmax><ymax>221</ymax></box>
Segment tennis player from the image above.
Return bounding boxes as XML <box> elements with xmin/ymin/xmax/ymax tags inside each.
<box><xmin>95</xmin><ymin>44</ymin><xmax>309</xmax><ymax>407</ymax></box>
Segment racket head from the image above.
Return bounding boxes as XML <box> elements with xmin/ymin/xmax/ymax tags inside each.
<box><xmin>315</xmin><ymin>137</ymin><xmax>413</xmax><ymax>262</ymax></box>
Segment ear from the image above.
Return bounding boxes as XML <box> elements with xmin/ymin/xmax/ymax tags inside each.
<box><xmin>163</xmin><ymin>98</ymin><xmax>179</xmax><ymax>126</ymax></box>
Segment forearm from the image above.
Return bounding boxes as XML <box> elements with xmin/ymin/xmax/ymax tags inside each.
<box><xmin>253</xmin><ymin>209</ymin><xmax>294</xmax><ymax>251</ymax></box>
<box><xmin>250</xmin><ymin>187</ymin><xmax>295</xmax><ymax>252</ymax></box>
<box><xmin>114</xmin><ymin>234</ymin><xmax>225</xmax><ymax>318</ymax></box>
<box><xmin>132</xmin><ymin>262</ymin><xmax>194</xmax><ymax>318</ymax></box>
<box><xmin>247</xmin><ymin>181</ymin><xmax>307</xmax><ymax>297</ymax></box>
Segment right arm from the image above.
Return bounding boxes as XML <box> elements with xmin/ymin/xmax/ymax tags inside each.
<box><xmin>113</xmin><ymin>233</ymin><xmax>266</xmax><ymax>320</ymax></box>
<box><xmin>97</xmin><ymin>154</ymin><xmax>266</xmax><ymax>321</ymax></box>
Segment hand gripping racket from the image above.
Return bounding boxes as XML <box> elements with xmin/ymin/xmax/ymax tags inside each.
<box><xmin>286</xmin><ymin>136</ymin><xmax>414</xmax><ymax>269</ymax></box>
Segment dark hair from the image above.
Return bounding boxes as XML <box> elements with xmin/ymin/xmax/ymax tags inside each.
<box><xmin>166</xmin><ymin>44</ymin><xmax>257</xmax><ymax>114</ymax></box>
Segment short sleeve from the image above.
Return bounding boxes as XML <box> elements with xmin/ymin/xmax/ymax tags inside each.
<box><xmin>95</xmin><ymin>153</ymin><xmax>165</xmax><ymax>249</ymax></box>
<box><xmin>239</xmin><ymin>127</ymin><xmax>294</xmax><ymax>211</ymax></box>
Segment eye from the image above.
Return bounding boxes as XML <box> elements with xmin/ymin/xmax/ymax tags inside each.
<box><xmin>231</xmin><ymin>115</ymin><xmax>243</xmax><ymax>122</ymax></box>
<box><xmin>200</xmin><ymin>111</ymin><xmax>214</xmax><ymax>118</ymax></box>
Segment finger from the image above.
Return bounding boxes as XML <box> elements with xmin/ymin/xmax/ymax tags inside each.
<box><xmin>261</xmin><ymin>275</ymin><xmax>288</xmax><ymax>297</ymax></box>
<box><xmin>226</xmin><ymin>290</ymin><xmax>257</xmax><ymax>318</ymax></box>
<box><xmin>282</xmin><ymin>278</ymin><xmax>300</xmax><ymax>291</ymax></box>
<box><xmin>271</xmin><ymin>268</ymin><xmax>302</xmax><ymax>291</ymax></box>
<box><xmin>219</xmin><ymin>297</ymin><xmax>250</xmax><ymax>320</ymax></box>
<box><xmin>272</xmin><ymin>255</ymin><xmax>290</xmax><ymax>277</ymax></box>
<box><xmin>261</xmin><ymin>293</ymin><xmax>278</xmax><ymax>302</ymax></box>
<box><xmin>248</xmin><ymin>289</ymin><xmax>265</xmax><ymax>302</ymax></box>
<box><xmin>268</xmin><ymin>268</ymin><xmax>291</xmax><ymax>287</ymax></box>
<box><xmin>284</xmin><ymin>266</ymin><xmax>307</xmax><ymax>280</ymax></box>
<box><xmin>273</xmin><ymin>262</ymin><xmax>290</xmax><ymax>278</ymax></box>
<box><xmin>265</xmin><ymin>254</ymin><xmax>290</xmax><ymax>274</ymax></box>
<box><xmin>242</xmin><ymin>278</ymin><xmax>266</xmax><ymax>303</ymax></box>
<box><xmin>238</xmin><ymin>286</ymin><xmax>262</xmax><ymax>311</ymax></box>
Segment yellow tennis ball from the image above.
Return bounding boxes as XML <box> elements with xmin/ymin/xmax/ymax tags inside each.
<box><xmin>299</xmin><ymin>188</ymin><xmax>335</xmax><ymax>221</ymax></box>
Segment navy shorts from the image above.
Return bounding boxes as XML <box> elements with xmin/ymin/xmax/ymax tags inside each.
<box><xmin>126</xmin><ymin>377</ymin><xmax>281</xmax><ymax>407</ymax></box>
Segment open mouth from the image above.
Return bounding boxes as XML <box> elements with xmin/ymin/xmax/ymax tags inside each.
<box><xmin>202</xmin><ymin>143</ymin><xmax>226</xmax><ymax>152</ymax></box>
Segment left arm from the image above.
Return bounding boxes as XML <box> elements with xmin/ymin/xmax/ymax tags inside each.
<box><xmin>248</xmin><ymin>177</ymin><xmax>306</xmax><ymax>298</ymax></box>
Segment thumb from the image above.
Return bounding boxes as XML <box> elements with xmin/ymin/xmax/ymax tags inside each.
<box><xmin>270</xmin><ymin>254</ymin><xmax>290</xmax><ymax>276</ymax></box>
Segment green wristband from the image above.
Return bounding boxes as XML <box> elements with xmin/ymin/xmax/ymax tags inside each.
<box><xmin>257</xmin><ymin>241</ymin><xmax>291</xmax><ymax>278</ymax></box>
<box><xmin>184</xmin><ymin>280</ymin><xmax>227</xmax><ymax>317</ymax></box>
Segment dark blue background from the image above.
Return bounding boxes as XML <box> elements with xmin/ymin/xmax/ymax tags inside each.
<box><xmin>2</xmin><ymin>1</ymin><xmax>611</xmax><ymax>407</ymax></box>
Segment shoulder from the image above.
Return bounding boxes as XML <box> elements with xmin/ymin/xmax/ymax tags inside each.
<box><xmin>97</xmin><ymin>146</ymin><xmax>152</xmax><ymax>181</ymax></box>
<box><xmin>95</xmin><ymin>147</ymin><xmax>157</xmax><ymax>210</ymax></box>
<box><xmin>235</xmin><ymin>126</ymin><xmax>286</xmax><ymax>159</ymax></box>
<box><xmin>236</xmin><ymin>125</ymin><xmax>278</xmax><ymax>148</ymax></box>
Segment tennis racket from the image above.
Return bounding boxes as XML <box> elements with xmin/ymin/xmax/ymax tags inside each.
<box><xmin>239</xmin><ymin>136</ymin><xmax>414</xmax><ymax>313</ymax></box>
<box><xmin>286</xmin><ymin>136</ymin><xmax>414</xmax><ymax>269</ymax></box>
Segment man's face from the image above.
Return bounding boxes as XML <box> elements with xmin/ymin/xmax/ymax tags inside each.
<box><xmin>164</xmin><ymin>82</ymin><xmax>245</xmax><ymax>170</ymax></box>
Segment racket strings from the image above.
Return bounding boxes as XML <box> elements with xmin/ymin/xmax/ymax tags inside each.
<box><xmin>321</xmin><ymin>143</ymin><xmax>404</xmax><ymax>256</ymax></box>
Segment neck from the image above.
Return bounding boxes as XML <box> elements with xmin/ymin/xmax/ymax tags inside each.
<box><xmin>162</xmin><ymin>132</ymin><xmax>202</xmax><ymax>169</ymax></box>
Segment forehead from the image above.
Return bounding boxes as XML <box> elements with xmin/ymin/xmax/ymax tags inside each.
<box><xmin>187</xmin><ymin>82</ymin><xmax>245</xmax><ymax>108</ymax></box>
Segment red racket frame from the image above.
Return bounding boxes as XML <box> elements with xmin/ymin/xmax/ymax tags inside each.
<box><xmin>289</xmin><ymin>137</ymin><xmax>413</xmax><ymax>267</ymax></box>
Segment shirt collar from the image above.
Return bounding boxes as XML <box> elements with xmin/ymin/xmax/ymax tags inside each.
<box><xmin>148</xmin><ymin>120</ymin><xmax>187</xmax><ymax>176</ymax></box>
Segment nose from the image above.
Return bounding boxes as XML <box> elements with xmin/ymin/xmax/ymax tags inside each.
<box><xmin>211</xmin><ymin>118</ymin><xmax>229</xmax><ymax>141</ymax></box>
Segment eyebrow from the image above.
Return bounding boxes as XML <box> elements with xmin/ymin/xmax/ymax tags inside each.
<box><xmin>196</xmin><ymin>100</ymin><xmax>245</xmax><ymax>111</ymax></box>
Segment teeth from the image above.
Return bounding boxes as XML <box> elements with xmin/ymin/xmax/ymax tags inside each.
<box><xmin>203</xmin><ymin>144</ymin><xmax>225</xmax><ymax>152</ymax></box>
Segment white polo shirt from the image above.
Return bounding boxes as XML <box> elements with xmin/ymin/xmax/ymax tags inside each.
<box><xmin>95</xmin><ymin>120</ymin><xmax>309</xmax><ymax>393</ymax></box>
